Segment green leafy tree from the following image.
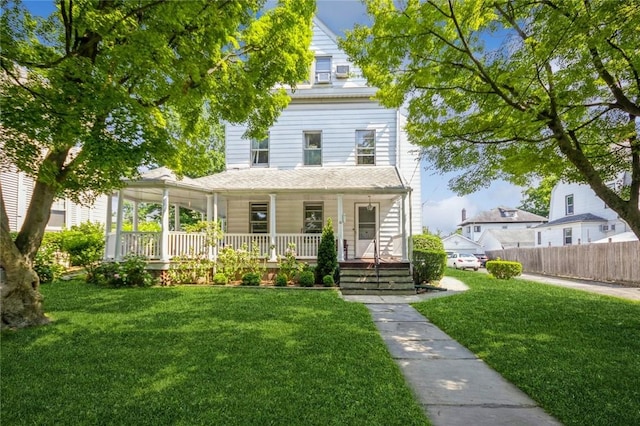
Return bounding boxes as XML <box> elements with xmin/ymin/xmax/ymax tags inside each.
<box><xmin>342</xmin><ymin>0</ymin><xmax>640</xmax><ymax>238</ymax></box>
<box><xmin>518</xmin><ymin>175</ymin><xmax>558</xmax><ymax>218</ymax></box>
<box><xmin>0</xmin><ymin>0</ymin><xmax>314</xmax><ymax>328</ymax></box>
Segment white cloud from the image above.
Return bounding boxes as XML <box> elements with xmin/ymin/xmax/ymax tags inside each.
<box><xmin>422</xmin><ymin>196</ymin><xmax>477</xmax><ymax>235</ymax></box>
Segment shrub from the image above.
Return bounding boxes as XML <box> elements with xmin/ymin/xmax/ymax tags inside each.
<box><xmin>486</xmin><ymin>260</ymin><xmax>523</xmax><ymax>280</ymax></box>
<box><xmin>168</xmin><ymin>253</ymin><xmax>213</xmax><ymax>284</ymax></box>
<box><xmin>412</xmin><ymin>234</ymin><xmax>444</xmax><ymax>251</ymax></box>
<box><xmin>413</xmin><ymin>249</ymin><xmax>446</xmax><ymax>284</ymax></box>
<box><xmin>241</xmin><ymin>272</ymin><xmax>261</xmax><ymax>286</ymax></box>
<box><xmin>213</xmin><ymin>272</ymin><xmax>228</xmax><ymax>285</ymax></box>
<box><xmin>91</xmin><ymin>255</ymin><xmax>155</xmax><ymax>287</ymax></box>
<box><xmin>277</xmin><ymin>243</ymin><xmax>304</xmax><ymax>282</ymax></box>
<box><xmin>217</xmin><ymin>242</ymin><xmax>266</xmax><ymax>282</ymax></box>
<box><xmin>322</xmin><ymin>274</ymin><xmax>335</xmax><ymax>287</ymax></box>
<box><xmin>298</xmin><ymin>270</ymin><xmax>315</xmax><ymax>287</ymax></box>
<box><xmin>33</xmin><ymin>232</ymin><xmax>66</xmax><ymax>283</ymax></box>
<box><xmin>316</xmin><ymin>218</ymin><xmax>337</xmax><ymax>283</ymax></box>
<box><xmin>274</xmin><ymin>273</ymin><xmax>288</xmax><ymax>287</ymax></box>
<box><xmin>60</xmin><ymin>222</ymin><xmax>105</xmax><ymax>280</ymax></box>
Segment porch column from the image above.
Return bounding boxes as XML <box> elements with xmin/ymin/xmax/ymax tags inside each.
<box><xmin>206</xmin><ymin>194</ymin><xmax>214</xmax><ymax>262</ymax></box>
<box><xmin>173</xmin><ymin>203</ymin><xmax>180</xmax><ymax>231</ymax></box>
<box><xmin>161</xmin><ymin>188</ymin><xmax>170</xmax><ymax>261</ymax></box>
<box><xmin>401</xmin><ymin>192</ymin><xmax>409</xmax><ymax>262</ymax></box>
<box><xmin>269</xmin><ymin>193</ymin><xmax>277</xmax><ymax>261</ymax></box>
<box><xmin>337</xmin><ymin>194</ymin><xmax>344</xmax><ymax>261</ymax></box>
<box><xmin>104</xmin><ymin>193</ymin><xmax>113</xmax><ymax>260</ymax></box>
<box><xmin>114</xmin><ymin>190</ymin><xmax>124</xmax><ymax>261</ymax></box>
<box><xmin>213</xmin><ymin>193</ymin><xmax>219</xmax><ymax>263</ymax></box>
<box><xmin>132</xmin><ymin>201</ymin><xmax>138</xmax><ymax>232</ymax></box>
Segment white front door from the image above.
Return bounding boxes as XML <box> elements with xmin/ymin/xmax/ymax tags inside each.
<box><xmin>355</xmin><ymin>203</ymin><xmax>378</xmax><ymax>258</ymax></box>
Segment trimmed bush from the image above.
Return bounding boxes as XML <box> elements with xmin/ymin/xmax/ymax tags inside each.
<box><xmin>274</xmin><ymin>273</ymin><xmax>288</xmax><ymax>287</ymax></box>
<box><xmin>33</xmin><ymin>232</ymin><xmax>66</xmax><ymax>283</ymax></box>
<box><xmin>486</xmin><ymin>260</ymin><xmax>523</xmax><ymax>280</ymax></box>
<box><xmin>241</xmin><ymin>272</ymin><xmax>261</xmax><ymax>286</ymax></box>
<box><xmin>413</xmin><ymin>248</ymin><xmax>447</xmax><ymax>284</ymax></box>
<box><xmin>298</xmin><ymin>270</ymin><xmax>315</xmax><ymax>287</ymax></box>
<box><xmin>412</xmin><ymin>234</ymin><xmax>444</xmax><ymax>251</ymax></box>
<box><xmin>213</xmin><ymin>272</ymin><xmax>228</xmax><ymax>285</ymax></box>
<box><xmin>322</xmin><ymin>274</ymin><xmax>335</xmax><ymax>287</ymax></box>
<box><xmin>316</xmin><ymin>218</ymin><xmax>337</xmax><ymax>283</ymax></box>
<box><xmin>60</xmin><ymin>222</ymin><xmax>105</xmax><ymax>280</ymax></box>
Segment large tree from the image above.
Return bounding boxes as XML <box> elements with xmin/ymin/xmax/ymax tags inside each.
<box><xmin>341</xmin><ymin>0</ymin><xmax>640</xmax><ymax>237</ymax></box>
<box><xmin>0</xmin><ymin>0</ymin><xmax>314</xmax><ymax>328</ymax></box>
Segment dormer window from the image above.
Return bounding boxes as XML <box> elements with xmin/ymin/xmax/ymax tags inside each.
<box><xmin>565</xmin><ymin>194</ymin><xmax>574</xmax><ymax>215</ymax></box>
<box><xmin>315</xmin><ymin>56</ymin><xmax>332</xmax><ymax>84</ymax></box>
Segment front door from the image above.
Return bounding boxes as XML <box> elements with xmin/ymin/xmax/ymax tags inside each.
<box><xmin>355</xmin><ymin>203</ymin><xmax>378</xmax><ymax>258</ymax></box>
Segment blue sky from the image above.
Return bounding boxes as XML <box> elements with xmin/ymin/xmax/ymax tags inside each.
<box><xmin>21</xmin><ymin>0</ymin><xmax>524</xmax><ymax>234</ymax></box>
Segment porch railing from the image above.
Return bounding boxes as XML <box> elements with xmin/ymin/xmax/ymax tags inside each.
<box><xmin>105</xmin><ymin>232</ymin><xmax>322</xmax><ymax>260</ymax></box>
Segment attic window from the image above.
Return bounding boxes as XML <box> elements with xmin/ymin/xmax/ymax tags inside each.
<box><xmin>500</xmin><ymin>209</ymin><xmax>517</xmax><ymax>218</ymax></box>
<box><xmin>315</xmin><ymin>56</ymin><xmax>332</xmax><ymax>83</ymax></box>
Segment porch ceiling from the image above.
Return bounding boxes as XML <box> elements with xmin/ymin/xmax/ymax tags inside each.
<box><xmin>194</xmin><ymin>166</ymin><xmax>408</xmax><ymax>194</ymax></box>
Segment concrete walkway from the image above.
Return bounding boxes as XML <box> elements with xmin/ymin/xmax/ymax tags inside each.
<box><xmin>342</xmin><ymin>277</ymin><xmax>562</xmax><ymax>426</ymax></box>
<box><xmin>518</xmin><ymin>273</ymin><xmax>640</xmax><ymax>301</ymax></box>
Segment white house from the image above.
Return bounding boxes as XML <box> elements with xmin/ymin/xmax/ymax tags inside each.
<box><xmin>535</xmin><ymin>173</ymin><xmax>635</xmax><ymax>246</ymax></box>
<box><xmin>106</xmin><ymin>17</ymin><xmax>422</xmax><ymax>265</ymax></box>
<box><xmin>441</xmin><ymin>234</ymin><xmax>481</xmax><ymax>255</ymax></box>
<box><xmin>458</xmin><ymin>206</ymin><xmax>547</xmax><ymax>243</ymax></box>
<box><xmin>1</xmin><ymin>164</ymin><xmax>108</xmax><ymax>232</ymax></box>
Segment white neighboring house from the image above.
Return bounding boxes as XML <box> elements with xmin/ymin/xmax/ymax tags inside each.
<box><xmin>1</xmin><ymin>165</ymin><xmax>108</xmax><ymax>232</ymax></box>
<box><xmin>478</xmin><ymin>229</ymin><xmax>536</xmax><ymax>251</ymax></box>
<box><xmin>107</xmin><ymin>17</ymin><xmax>421</xmax><ymax>263</ymax></box>
<box><xmin>441</xmin><ymin>234</ymin><xmax>481</xmax><ymax>255</ymax></box>
<box><xmin>535</xmin><ymin>173</ymin><xmax>637</xmax><ymax>246</ymax></box>
<box><xmin>458</xmin><ymin>206</ymin><xmax>548</xmax><ymax>246</ymax></box>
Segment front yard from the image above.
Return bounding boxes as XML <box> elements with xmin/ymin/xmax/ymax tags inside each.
<box><xmin>1</xmin><ymin>281</ymin><xmax>429</xmax><ymax>426</ymax></box>
<box><xmin>414</xmin><ymin>269</ymin><xmax>640</xmax><ymax>426</ymax></box>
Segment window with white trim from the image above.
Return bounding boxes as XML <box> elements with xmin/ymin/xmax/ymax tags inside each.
<box><xmin>356</xmin><ymin>130</ymin><xmax>375</xmax><ymax>165</ymax></box>
<box><xmin>303</xmin><ymin>203</ymin><xmax>323</xmax><ymax>233</ymax></box>
<box><xmin>563</xmin><ymin>228</ymin><xmax>572</xmax><ymax>245</ymax></box>
<box><xmin>303</xmin><ymin>132</ymin><xmax>322</xmax><ymax>166</ymax></box>
<box><xmin>250</xmin><ymin>203</ymin><xmax>268</xmax><ymax>234</ymax></box>
<box><xmin>315</xmin><ymin>56</ymin><xmax>332</xmax><ymax>83</ymax></box>
<box><xmin>565</xmin><ymin>194</ymin><xmax>574</xmax><ymax>215</ymax></box>
<box><xmin>251</xmin><ymin>137</ymin><xmax>269</xmax><ymax>167</ymax></box>
<box><xmin>48</xmin><ymin>199</ymin><xmax>66</xmax><ymax>228</ymax></box>
<box><xmin>473</xmin><ymin>225</ymin><xmax>481</xmax><ymax>232</ymax></box>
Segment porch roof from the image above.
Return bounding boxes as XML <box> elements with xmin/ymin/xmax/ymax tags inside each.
<box><xmin>194</xmin><ymin>166</ymin><xmax>408</xmax><ymax>194</ymax></box>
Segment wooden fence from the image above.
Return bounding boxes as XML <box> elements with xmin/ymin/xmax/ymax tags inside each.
<box><xmin>486</xmin><ymin>241</ymin><xmax>640</xmax><ymax>286</ymax></box>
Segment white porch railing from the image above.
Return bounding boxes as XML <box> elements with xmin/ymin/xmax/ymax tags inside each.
<box><xmin>105</xmin><ymin>232</ymin><xmax>322</xmax><ymax>260</ymax></box>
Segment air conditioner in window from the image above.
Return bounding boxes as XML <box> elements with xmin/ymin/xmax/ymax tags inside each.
<box><xmin>315</xmin><ymin>72</ymin><xmax>331</xmax><ymax>84</ymax></box>
<box><xmin>335</xmin><ymin>65</ymin><xmax>350</xmax><ymax>78</ymax></box>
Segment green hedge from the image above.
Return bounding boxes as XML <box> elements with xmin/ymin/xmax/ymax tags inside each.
<box><xmin>412</xmin><ymin>248</ymin><xmax>446</xmax><ymax>284</ymax></box>
<box><xmin>412</xmin><ymin>234</ymin><xmax>444</xmax><ymax>251</ymax></box>
<box><xmin>486</xmin><ymin>260</ymin><xmax>523</xmax><ymax>280</ymax></box>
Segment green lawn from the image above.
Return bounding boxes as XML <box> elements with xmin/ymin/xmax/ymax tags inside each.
<box><xmin>413</xmin><ymin>269</ymin><xmax>640</xmax><ymax>426</ymax></box>
<box><xmin>1</xmin><ymin>282</ymin><xmax>429</xmax><ymax>426</ymax></box>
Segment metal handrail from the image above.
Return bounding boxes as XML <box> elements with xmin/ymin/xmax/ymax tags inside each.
<box><xmin>373</xmin><ymin>239</ymin><xmax>380</xmax><ymax>288</ymax></box>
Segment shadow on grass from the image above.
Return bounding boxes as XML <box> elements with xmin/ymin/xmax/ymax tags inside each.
<box><xmin>2</xmin><ymin>282</ymin><xmax>429</xmax><ymax>426</ymax></box>
<box><xmin>412</xmin><ymin>269</ymin><xmax>640</xmax><ymax>426</ymax></box>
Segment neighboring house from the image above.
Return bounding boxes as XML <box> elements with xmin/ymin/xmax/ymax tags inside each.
<box><xmin>536</xmin><ymin>173</ymin><xmax>635</xmax><ymax>246</ymax></box>
<box><xmin>478</xmin><ymin>228</ymin><xmax>536</xmax><ymax>251</ymax></box>
<box><xmin>441</xmin><ymin>234</ymin><xmax>482</xmax><ymax>255</ymax></box>
<box><xmin>1</xmin><ymin>165</ymin><xmax>108</xmax><ymax>232</ymax></box>
<box><xmin>459</xmin><ymin>206</ymin><xmax>548</xmax><ymax>243</ymax></box>
<box><xmin>106</xmin><ymin>17</ymin><xmax>421</xmax><ymax>264</ymax></box>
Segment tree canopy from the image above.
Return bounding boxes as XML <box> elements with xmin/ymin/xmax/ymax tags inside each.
<box><xmin>341</xmin><ymin>0</ymin><xmax>640</xmax><ymax>238</ymax></box>
<box><xmin>0</xmin><ymin>0</ymin><xmax>315</xmax><ymax>328</ymax></box>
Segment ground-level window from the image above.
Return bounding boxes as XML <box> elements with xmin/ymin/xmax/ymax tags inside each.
<box><xmin>250</xmin><ymin>203</ymin><xmax>268</xmax><ymax>233</ymax></box>
<box><xmin>48</xmin><ymin>198</ymin><xmax>66</xmax><ymax>228</ymax></box>
<box><xmin>303</xmin><ymin>203</ymin><xmax>323</xmax><ymax>233</ymax></box>
<box><xmin>565</xmin><ymin>194</ymin><xmax>574</xmax><ymax>215</ymax></box>
<box><xmin>474</xmin><ymin>225</ymin><xmax>481</xmax><ymax>232</ymax></box>
<box><xmin>303</xmin><ymin>132</ymin><xmax>322</xmax><ymax>166</ymax></box>
<box><xmin>563</xmin><ymin>228</ymin><xmax>572</xmax><ymax>245</ymax></box>
<box><xmin>251</xmin><ymin>137</ymin><xmax>269</xmax><ymax>167</ymax></box>
<box><xmin>356</xmin><ymin>130</ymin><xmax>375</xmax><ymax>165</ymax></box>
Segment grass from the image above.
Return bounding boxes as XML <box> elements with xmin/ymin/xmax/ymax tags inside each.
<box><xmin>2</xmin><ymin>281</ymin><xmax>429</xmax><ymax>426</ymax></box>
<box><xmin>413</xmin><ymin>269</ymin><xmax>640</xmax><ymax>426</ymax></box>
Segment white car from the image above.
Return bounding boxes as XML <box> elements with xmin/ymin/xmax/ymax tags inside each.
<box><xmin>447</xmin><ymin>252</ymin><xmax>480</xmax><ymax>271</ymax></box>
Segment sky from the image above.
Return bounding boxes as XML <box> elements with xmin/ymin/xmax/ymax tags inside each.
<box><xmin>20</xmin><ymin>0</ymin><xmax>525</xmax><ymax>235</ymax></box>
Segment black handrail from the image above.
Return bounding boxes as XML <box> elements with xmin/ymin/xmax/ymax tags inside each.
<box><xmin>373</xmin><ymin>239</ymin><xmax>380</xmax><ymax>288</ymax></box>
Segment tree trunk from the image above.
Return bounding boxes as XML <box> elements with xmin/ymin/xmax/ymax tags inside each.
<box><xmin>1</xmin><ymin>181</ymin><xmax>49</xmax><ymax>329</ymax></box>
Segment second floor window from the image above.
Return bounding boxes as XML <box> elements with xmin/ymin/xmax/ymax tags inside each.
<box><xmin>315</xmin><ymin>56</ymin><xmax>331</xmax><ymax>83</ymax></box>
<box><xmin>251</xmin><ymin>137</ymin><xmax>269</xmax><ymax>167</ymax></box>
<box><xmin>356</xmin><ymin>130</ymin><xmax>375</xmax><ymax>165</ymax></box>
<box><xmin>563</xmin><ymin>228</ymin><xmax>572</xmax><ymax>245</ymax></box>
<box><xmin>304</xmin><ymin>132</ymin><xmax>322</xmax><ymax>166</ymax></box>
<box><xmin>250</xmin><ymin>203</ymin><xmax>268</xmax><ymax>233</ymax></box>
<box><xmin>565</xmin><ymin>194</ymin><xmax>574</xmax><ymax>215</ymax></box>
